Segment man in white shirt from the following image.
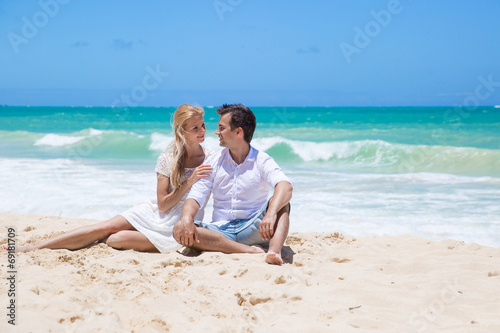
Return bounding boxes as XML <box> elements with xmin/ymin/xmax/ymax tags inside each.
<box><xmin>173</xmin><ymin>104</ymin><xmax>293</xmax><ymax>265</ymax></box>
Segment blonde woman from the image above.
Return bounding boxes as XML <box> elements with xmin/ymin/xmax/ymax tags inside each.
<box><xmin>13</xmin><ymin>104</ymin><xmax>213</xmax><ymax>253</ymax></box>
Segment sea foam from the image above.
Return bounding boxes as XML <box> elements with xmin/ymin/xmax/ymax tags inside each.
<box><xmin>2</xmin><ymin>157</ymin><xmax>498</xmax><ymax>247</ymax></box>
<box><xmin>34</xmin><ymin>128</ymin><xmax>103</xmax><ymax>147</ymax></box>
<box><xmin>148</xmin><ymin>132</ymin><xmax>222</xmax><ymax>153</ymax></box>
<box><xmin>253</xmin><ymin>136</ymin><xmax>500</xmax><ymax>176</ymax></box>
<box><xmin>34</xmin><ymin>134</ymin><xmax>86</xmax><ymax>147</ymax></box>
<box><xmin>2</xmin><ymin>106</ymin><xmax>500</xmax><ymax>247</ymax></box>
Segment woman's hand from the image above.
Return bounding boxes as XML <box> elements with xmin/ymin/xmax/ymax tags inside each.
<box><xmin>187</xmin><ymin>164</ymin><xmax>212</xmax><ymax>185</ymax></box>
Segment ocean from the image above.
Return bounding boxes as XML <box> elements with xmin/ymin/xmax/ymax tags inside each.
<box><xmin>1</xmin><ymin>106</ymin><xmax>499</xmax><ymax>247</ymax></box>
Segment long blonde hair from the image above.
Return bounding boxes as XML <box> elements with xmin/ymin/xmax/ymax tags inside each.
<box><xmin>166</xmin><ymin>104</ymin><xmax>205</xmax><ymax>188</ymax></box>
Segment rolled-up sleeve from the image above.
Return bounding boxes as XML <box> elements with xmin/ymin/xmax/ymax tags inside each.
<box><xmin>260</xmin><ymin>154</ymin><xmax>292</xmax><ymax>188</ymax></box>
<box><xmin>187</xmin><ymin>176</ymin><xmax>212</xmax><ymax>208</ymax></box>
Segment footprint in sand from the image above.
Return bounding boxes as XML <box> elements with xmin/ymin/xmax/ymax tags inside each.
<box><xmin>293</xmin><ymin>261</ymin><xmax>304</xmax><ymax>267</ymax></box>
<box><xmin>331</xmin><ymin>257</ymin><xmax>351</xmax><ymax>263</ymax></box>
<box><xmin>174</xmin><ymin>259</ymin><xmax>193</xmax><ymax>268</ymax></box>
<box><xmin>59</xmin><ymin>315</ymin><xmax>83</xmax><ymax>324</ymax></box>
<box><xmin>58</xmin><ymin>254</ymin><xmax>74</xmax><ymax>263</ymax></box>
<box><xmin>286</xmin><ymin>235</ymin><xmax>304</xmax><ymax>245</ymax></box>
<box><xmin>31</xmin><ymin>286</ymin><xmax>40</xmax><ymax>295</ymax></box>
<box><xmin>274</xmin><ymin>275</ymin><xmax>286</xmax><ymax>284</ymax></box>
<box><xmin>249</xmin><ymin>296</ymin><xmax>271</xmax><ymax>306</ymax></box>
<box><xmin>233</xmin><ymin>268</ymin><xmax>248</xmax><ymax>278</ymax></box>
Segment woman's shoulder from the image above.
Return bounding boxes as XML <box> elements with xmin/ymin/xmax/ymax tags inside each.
<box><xmin>155</xmin><ymin>151</ymin><xmax>173</xmax><ymax>176</ymax></box>
<box><xmin>157</xmin><ymin>151</ymin><xmax>174</xmax><ymax>164</ymax></box>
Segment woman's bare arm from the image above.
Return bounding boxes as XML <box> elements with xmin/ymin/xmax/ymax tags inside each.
<box><xmin>156</xmin><ymin>164</ymin><xmax>212</xmax><ymax>214</ymax></box>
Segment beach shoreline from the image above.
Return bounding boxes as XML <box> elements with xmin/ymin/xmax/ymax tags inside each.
<box><xmin>1</xmin><ymin>212</ymin><xmax>499</xmax><ymax>332</ymax></box>
<box><xmin>2</xmin><ymin>106</ymin><xmax>500</xmax><ymax>248</ymax></box>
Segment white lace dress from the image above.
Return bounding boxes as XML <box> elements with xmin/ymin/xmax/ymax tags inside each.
<box><xmin>120</xmin><ymin>150</ymin><xmax>213</xmax><ymax>253</ymax></box>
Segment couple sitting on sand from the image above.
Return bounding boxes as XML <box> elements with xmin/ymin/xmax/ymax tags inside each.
<box><xmin>16</xmin><ymin>104</ymin><xmax>293</xmax><ymax>265</ymax></box>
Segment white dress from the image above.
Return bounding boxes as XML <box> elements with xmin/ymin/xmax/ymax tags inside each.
<box><xmin>120</xmin><ymin>150</ymin><xmax>213</xmax><ymax>253</ymax></box>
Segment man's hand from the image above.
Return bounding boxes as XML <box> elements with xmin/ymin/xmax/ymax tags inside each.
<box><xmin>259</xmin><ymin>212</ymin><xmax>277</xmax><ymax>240</ymax></box>
<box><xmin>178</xmin><ymin>219</ymin><xmax>200</xmax><ymax>247</ymax></box>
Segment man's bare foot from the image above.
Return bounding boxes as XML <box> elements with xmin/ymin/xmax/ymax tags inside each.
<box><xmin>265</xmin><ymin>251</ymin><xmax>283</xmax><ymax>266</ymax></box>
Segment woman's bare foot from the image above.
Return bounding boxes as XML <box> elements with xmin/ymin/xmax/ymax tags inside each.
<box><xmin>2</xmin><ymin>244</ymin><xmax>33</xmax><ymax>253</ymax></box>
<box><xmin>265</xmin><ymin>251</ymin><xmax>283</xmax><ymax>265</ymax></box>
<box><xmin>251</xmin><ymin>245</ymin><xmax>266</xmax><ymax>254</ymax></box>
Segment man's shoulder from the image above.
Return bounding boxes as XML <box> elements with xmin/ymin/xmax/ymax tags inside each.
<box><xmin>252</xmin><ymin>147</ymin><xmax>276</xmax><ymax>164</ymax></box>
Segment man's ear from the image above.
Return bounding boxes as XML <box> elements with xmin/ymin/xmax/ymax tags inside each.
<box><xmin>236</xmin><ymin>127</ymin><xmax>243</xmax><ymax>137</ymax></box>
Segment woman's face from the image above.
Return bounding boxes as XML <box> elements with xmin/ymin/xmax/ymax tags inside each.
<box><xmin>183</xmin><ymin>115</ymin><xmax>206</xmax><ymax>145</ymax></box>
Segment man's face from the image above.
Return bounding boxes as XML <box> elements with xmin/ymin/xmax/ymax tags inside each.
<box><xmin>215</xmin><ymin>113</ymin><xmax>238</xmax><ymax>148</ymax></box>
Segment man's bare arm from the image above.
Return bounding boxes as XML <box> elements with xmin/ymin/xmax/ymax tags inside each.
<box><xmin>268</xmin><ymin>181</ymin><xmax>293</xmax><ymax>214</ymax></box>
<box><xmin>178</xmin><ymin>198</ymin><xmax>201</xmax><ymax>247</ymax></box>
<box><xmin>259</xmin><ymin>181</ymin><xmax>293</xmax><ymax>240</ymax></box>
<box><xmin>182</xmin><ymin>198</ymin><xmax>201</xmax><ymax>222</ymax></box>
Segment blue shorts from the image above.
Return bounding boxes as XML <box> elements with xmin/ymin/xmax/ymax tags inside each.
<box><xmin>194</xmin><ymin>203</ymin><xmax>267</xmax><ymax>246</ymax></box>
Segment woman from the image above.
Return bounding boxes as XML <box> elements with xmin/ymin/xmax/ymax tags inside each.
<box><xmin>12</xmin><ymin>104</ymin><xmax>213</xmax><ymax>253</ymax></box>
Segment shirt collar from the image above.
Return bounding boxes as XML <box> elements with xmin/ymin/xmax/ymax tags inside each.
<box><xmin>246</xmin><ymin>146</ymin><xmax>257</xmax><ymax>162</ymax></box>
<box><xmin>222</xmin><ymin>145</ymin><xmax>257</xmax><ymax>164</ymax></box>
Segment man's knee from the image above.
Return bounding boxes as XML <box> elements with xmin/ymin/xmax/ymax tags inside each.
<box><xmin>279</xmin><ymin>202</ymin><xmax>291</xmax><ymax>215</ymax></box>
<box><xmin>172</xmin><ymin>221</ymin><xmax>182</xmax><ymax>242</ymax></box>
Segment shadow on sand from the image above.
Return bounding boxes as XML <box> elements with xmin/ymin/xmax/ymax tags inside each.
<box><xmin>177</xmin><ymin>245</ymin><xmax>296</xmax><ymax>264</ymax></box>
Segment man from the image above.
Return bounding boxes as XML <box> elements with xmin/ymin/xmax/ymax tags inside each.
<box><xmin>173</xmin><ymin>104</ymin><xmax>293</xmax><ymax>265</ymax></box>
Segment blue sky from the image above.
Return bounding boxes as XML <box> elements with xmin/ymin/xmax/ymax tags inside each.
<box><xmin>1</xmin><ymin>0</ymin><xmax>500</xmax><ymax>106</ymax></box>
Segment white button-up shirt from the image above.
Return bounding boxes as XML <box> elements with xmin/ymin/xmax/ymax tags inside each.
<box><xmin>187</xmin><ymin>146</ymin><xmax>291</xmax><ymax>225</ymax></box>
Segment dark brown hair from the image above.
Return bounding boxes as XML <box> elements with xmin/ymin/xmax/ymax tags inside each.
<box><xmin>216</xmin><ymin>103</ymin><xmax>256</xmax><ymax>143</ymax></box>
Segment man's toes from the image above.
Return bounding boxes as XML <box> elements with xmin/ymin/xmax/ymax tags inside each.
<box><xmin>265</xmin><ymin>252</ymin><xmax>283</xmax><ymax>266</ymax></box>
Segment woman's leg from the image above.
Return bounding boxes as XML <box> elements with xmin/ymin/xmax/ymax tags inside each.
<box><xmin>106</xmin><ymin>230</ymin><xmax>159</xmax><ymax>252</ymax></box>
<box><xmin>18</xmin><ymin>215</ymin><xmax>134</xmax><ymax>252</ymax></box>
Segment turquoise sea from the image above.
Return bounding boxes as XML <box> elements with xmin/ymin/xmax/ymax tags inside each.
<box><xmin>1</xmin><ymin>106</ymin><xmax>499</xmax><ymax>246</ymax></box>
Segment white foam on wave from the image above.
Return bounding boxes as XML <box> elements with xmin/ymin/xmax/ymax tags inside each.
<box><xmin>252</xmin><ymin>136</ymin><xmax>398</xmax><ymax>163</ymax></box>
<box><xmin>0</xmin><ymin>157</ymin><xmax>156</xmax><ymax>220</ymax></box>
<box><xmin>0</xmin><ymin>157</ymin><xmax>216</xmax><ymax>221</ymax></box>
<box><xmin>34</xmin><ymin>134</ymin><xmax>86</xmax><ymax>147</ymax></box>
<box><xmin>148</xmin><ymin>135</ymin><xmax>408</xmax><ymax>165</ymax></box>
<box><xmin>148</xmin><ymin>133</ymin><xmax>222</xmax><ymax>153</ymax></box>
<box><xmin>33</xmin><ymin>128</ymin><xmax>105</xmax><ymax>147</ymax></box>
<box><xmin>251</xmin><ymin>136</ymin><xmax>500</xmax><ymax>176</ymax></box>
<box><xmin>252</xmin><ymin>136</ymin><xmax>335</xmax><ymax>161</ymax></box>
<box><xmin>149</xmin><ymin>133</ymin><xmax>173</xmax><ymax>151</ymax></box>
<box><xmin>89</xmin><ymin>128</ymin><xmax>103</xmax><ymax>136</ymax></box>
<box><xmin>287</xmin><ymin>168</ymin><xmax>500</xmax><ymax>247</ymax></box>
<box><xmin>1</xmin><ymin>157</ymin><xmax>499</xmax><ymax>247</ymax></box>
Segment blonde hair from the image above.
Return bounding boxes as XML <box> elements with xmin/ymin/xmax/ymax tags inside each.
<box><xmin>166</xmin><ymin>104</ymin><xmax>205</xmax><ymax>188</ymax></box>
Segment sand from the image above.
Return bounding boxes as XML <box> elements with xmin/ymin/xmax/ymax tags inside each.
<box><xmin>1</xmin><ymin>212</ymin><xmax>499</xmax><ymax>332</ymax></box>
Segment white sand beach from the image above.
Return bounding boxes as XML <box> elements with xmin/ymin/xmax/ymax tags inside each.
<box><xmin>1</xmin><ymin>213</ymin><xmax>499</xmax><ymax>332</ymax></box>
